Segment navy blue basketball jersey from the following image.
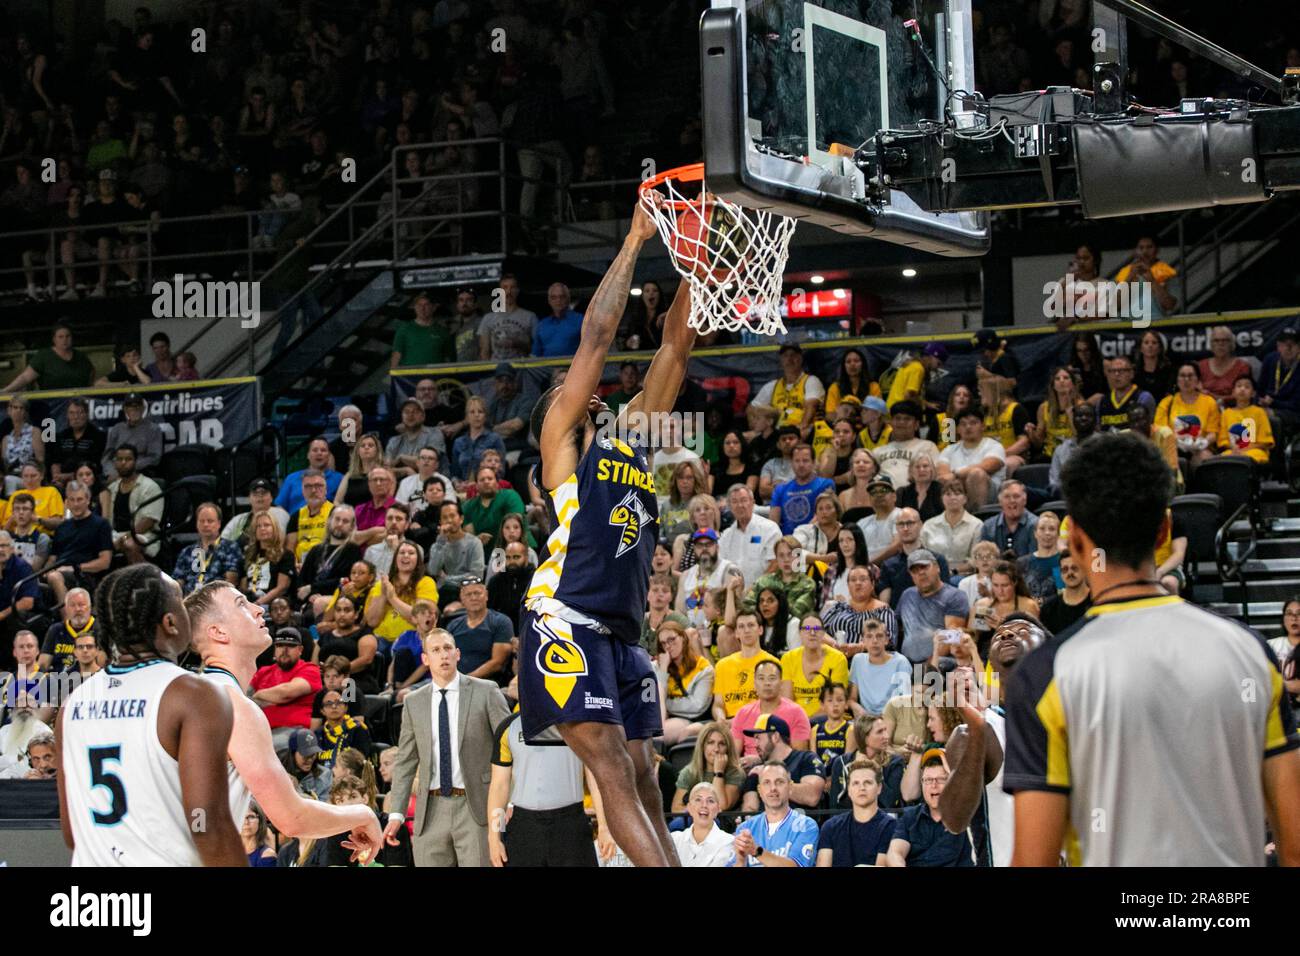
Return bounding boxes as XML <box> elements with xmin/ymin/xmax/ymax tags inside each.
<box><xmin>527</xmin><ymin>434</ymin><xmax>658</xmax><ymax>644</ymax></box>
<box><xmin>810</xmin><ymin>715</ymin><xmax>850</xmax><ymax>766</ymax></box>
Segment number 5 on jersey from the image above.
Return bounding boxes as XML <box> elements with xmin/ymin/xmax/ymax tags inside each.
<box><xmin>89</xmin><ymin>745</ymin><xmax>128</xmax><ymax>826</ymax></box>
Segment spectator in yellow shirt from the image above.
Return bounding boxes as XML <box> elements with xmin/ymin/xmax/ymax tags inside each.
<box><xmin>1219</xmin><ymin>375</ymin><xmax>1274</xmax><ymax>466</ymax></box>
<box><xmin>857</xmin><ymin>397</ymin><xmax>893</xmax><ymax>451</ymax></box>
<box><xmin>0</xmin><ymin>463</ymin><xmax>64</xmax><ymax>531</ymax></box>
<box><xmin>779</xmin><ymin>614</ymin><xmax>849</xmax><ymax>717</ymax></box>
<box><xmin>825</xmin><ymin>348</ymin><xmax>880</xmax><ymax>413</ymax></box>
<box><xmin>711</xmin><ymin>611</ymin><xmax>781</xmax><ymax>721</ymax></box>
<box><xmin>887</xmin><ymin>343</ymin><xmax>945</xmax><ymax>410</ymax></box>
<box><xmin>1112</xmin><ymin>235</ymin><xmax>1178</xmax><ymax>318</ymax></box>
<box><xmin>1155</xmin><ymin>363</ymin><xmax>1220</xmax><ymax>466</ymax></box>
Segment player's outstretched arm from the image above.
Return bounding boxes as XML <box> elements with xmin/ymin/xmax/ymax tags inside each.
<box><xmin>619</xmin><ymin>278</ymin><xmax>697</xmax><ymax>427</ymax></box>
<box><xmin>167</xmin><ymin>675</ymin><xmax>248</xmax><ymax>866</ymax></box>
<box><xmin>539</xmin><ymin>202</ymin><xmax>657</xmax><ymax>465</ymax></box>
<box><xmin>225</xmin><ymin>693</ymin><xmax>381</xmax><ymax>856</ymax></box>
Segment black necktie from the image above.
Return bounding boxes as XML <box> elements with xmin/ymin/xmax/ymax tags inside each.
<box><xmin>438</xmin><ymin>688</ymin><xmax>453</xmax><ymax>796</ymax></box>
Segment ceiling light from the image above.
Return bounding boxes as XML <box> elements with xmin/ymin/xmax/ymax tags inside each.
<box><xmin>810</xmin><ymin>274</ymin><xmax>825</xmax><ymax>284</ymax></box>
<box><xmin>902</xmin><ymin>268</ymin><xmax>917</xmax><ymax>278</ymax></box>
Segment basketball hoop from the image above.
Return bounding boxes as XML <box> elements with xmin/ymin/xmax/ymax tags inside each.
<box><xmin>638</xmin><ymin>164</ymin><xmax>796</xmax><ymax>336</ymax></box>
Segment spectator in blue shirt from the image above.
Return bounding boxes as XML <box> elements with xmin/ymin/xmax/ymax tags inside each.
<box><xmin>444</xmin><ymin>577</ymin><xmax>512</xmax><ymax>679</ymax></box>
<box><xmin>0</xmin><ymin>533</ymin><xmax>38</xmax><ymax>644</ymax></box>
<box><xmin>816</xmin><ymin>760</ymin><xmax>899</xmax><ymax>867</ymax></box>
<box><xmin>532</xmin><ymin>282</ymin><xmax>584</xmax><ymax>356</ymax></box>
<box><xmin>389</xmin><ymin>600</ymin><xmax>438</xmax><ymax>702</ymax></box>
<box><xmin>978</xmin><ymin>480</ymin><xmax>1039</xmax><ymax>557</ymax></box>
<box><xmin>171</xmin><ymin>502</ymin><xmax>245</xmax><ymax>595</ymax></box>
<box><xmin>1260</xmin><ymin>326</ymin><xmax>1300</xmax><ymax>438</ymax></box>
<box><xmin>886</xmin><ymin>751</ymin><xmax>975</xmax><ymax>866</ymax></box>
<box><xmin>451</xmin><ymin>396</ymin><xmax>507</xmax><ymax>480</ymax></box>
<box><xmin>769</xmin><ymin>444</ymin><xmax>836</xmax><ymax>536</ymax></box>
<box><xmin>730</xmin><ymin>761</ymin><xmax>820</xmax><ymax>867</ymax></box>
<box><xmin>896</xmin><ymin>550</ymin><xmax>970</xmax><ymax>663</ymax></box>
<box><xmin>277</xmin><ymin>437</ymin><xmax>344</xmax><ymax>513</ymax></box>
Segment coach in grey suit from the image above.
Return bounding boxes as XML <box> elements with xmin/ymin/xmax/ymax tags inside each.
<box><xmin>383</xmin><ymin>628</ymin><xmax>511</xmax><ymax>866</ymax></box>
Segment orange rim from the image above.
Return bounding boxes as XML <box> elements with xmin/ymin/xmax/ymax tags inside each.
<box><xmin>639</xmin><ymin>163</ymin><xmax>707</xmax><ymax>211</ymax></box>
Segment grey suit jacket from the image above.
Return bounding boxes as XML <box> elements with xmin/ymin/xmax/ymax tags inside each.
<box><xmin>389</xmin><ymin>673</ymin><xmax>511</xmax><ymax>832</ymax></box>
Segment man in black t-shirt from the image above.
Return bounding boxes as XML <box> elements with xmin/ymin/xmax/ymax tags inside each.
<box><xmin>816</xmin><ymin>761</ymin><xmax>899</xmax><ymax>867</ymax></box>
<box><xmin>50</xmin><ymin>399</ymin><xmax>106</xmax><ymax>486</ymax></box>
<box><xmin>47</xmin><ymin>482</ymin><xmax>113</xmax><ymax>605</ymax></box>
<box><xmin>739</xmin><ymin>715</ymin><xmax>825</xmax><ymax>812</ymax></box>
<box><xmin>297</xmin><ymin>505</ymin><xmax>362</xmax><ymax>620</ymax></box>
<box><xmin>1038</xmin><ymin>551</ymin><xmax>1091</xmax><ymax>635</ymax></box>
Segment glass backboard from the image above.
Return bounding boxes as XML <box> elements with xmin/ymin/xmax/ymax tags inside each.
<box><xmin>701</xmin><ymin>0</ymin><xmax>990</xmax><ymax>255</ymax></box>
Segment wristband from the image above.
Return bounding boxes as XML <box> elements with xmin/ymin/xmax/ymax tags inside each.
<box><xmin>754</xmin><ymin>846</ymin><xmax>764</xmax><ymax>858</ymax></box>
<box><xmin>714</xmin><ymin>771</ymin><xmax>727</xmax><ymax>778</ymax></box>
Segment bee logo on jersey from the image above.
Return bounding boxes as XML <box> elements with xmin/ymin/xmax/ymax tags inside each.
<box><xmin>609</xmin><ymin>489</ymin><xmax>651</xmax><ymax>558</ymax></box>
<box><xmin>533</xmin><ymin>614</ymin><xmax>587</xmax><ymax>707</ymax></box>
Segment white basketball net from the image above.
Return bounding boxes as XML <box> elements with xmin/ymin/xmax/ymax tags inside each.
<box><xmin>640</xmin><ymin>171</ymin><xmax>797</xmax><ymax>336</ymax></box>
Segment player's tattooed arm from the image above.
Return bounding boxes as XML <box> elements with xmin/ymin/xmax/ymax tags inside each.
<box><xmin>541</xmin><ymin>202</ymin><xmax>657</xmax><ymax>449</ymax></box>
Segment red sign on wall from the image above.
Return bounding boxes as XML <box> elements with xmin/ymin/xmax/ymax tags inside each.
<box><xmin>782</xmin><ymin>288</ymin><xmax>853</xmax><ymax>319</ymax></box>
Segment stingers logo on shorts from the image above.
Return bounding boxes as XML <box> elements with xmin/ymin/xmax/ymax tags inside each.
<box><xmin>609</xmin><ymin>489</ymin><xmax>651</xmax><ymax>558</ymax></box>
<box><xmin>533</xmin><ymin>615</ymin><xmax>588</xmax><ymax>708</ymax></box>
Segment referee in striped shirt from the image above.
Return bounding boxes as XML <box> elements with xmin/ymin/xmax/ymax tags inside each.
<box><xmin>488</xmin><ymin>712</ymin><xmax>597</xmax><ymax>867</ymax></box>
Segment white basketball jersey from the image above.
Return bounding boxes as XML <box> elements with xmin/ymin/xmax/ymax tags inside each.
<box><xmin>62</xmin><ymin>659</ymin><xmax>203</xmax><ymax>867</ymax></box>
<box><xmin>200</xmin><ymin>667</ymin><xmax>253</xmax><ymax>826</ymax></box>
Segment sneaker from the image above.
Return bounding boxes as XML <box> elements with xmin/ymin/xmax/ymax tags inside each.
<box><xmin>59</xmin><ymin>288</ymin><xmax>80</xmax><ymax>301</ymax></box>
<box><xmin>24</xmin><ymin>285</ymin><xmax>41</xmax><ymax>302</ymax></box>
<box><xmin>128</xmin><ymin>280</ymin><xmax>144</xmax><ymax>294</ymax></box>
<box><xmin>89</xmin><ymin>285</ymin><xmax>107</xmax><ymax>298</ymax></box>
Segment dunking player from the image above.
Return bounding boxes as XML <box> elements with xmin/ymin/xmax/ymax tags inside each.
<box><xmin>184</xmin><ymin>580</ymin><xmax>383</xmax><ymax>862</ymax></box>
<box><xmin>521</xmin><ymin>200</ymin><xmax>695</xmax><ymax>867</ymax></box>
<box><xmin>57</xmin><ymin>565</ymin><xmax>247</xmax><ymax>866</ymax></box>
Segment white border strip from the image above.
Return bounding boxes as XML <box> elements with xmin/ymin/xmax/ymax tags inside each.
<box><xmin>803</xmin><ymin>3</ymin><xmax>889</xmax><ymax>174</ymax></box>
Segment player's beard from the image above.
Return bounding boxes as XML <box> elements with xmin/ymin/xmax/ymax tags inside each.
<box><xmin>697</xmin><ymin>553</ymin><xmax>717</xmax><ymax>575</ymax></box>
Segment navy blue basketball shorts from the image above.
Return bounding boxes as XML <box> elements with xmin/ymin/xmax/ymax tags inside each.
<box><xmin>518</xmin><ymin>608</ymin><xmax>662</xmax><ymax>744</ymax></box>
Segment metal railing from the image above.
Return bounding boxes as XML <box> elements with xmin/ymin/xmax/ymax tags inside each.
<box><xmin>1215</xmin><ymin>501</ymin><xmax>1259</xmax><ymax>625</ymax></box>
<box><xmin>190</xmin><ymin>137</ymin><xmax>644</xmax><ymax>384</ymax></box>
<box><xmin>1160</xmin><ymin>202</ymin><xmax>1300</xmax><ymax>312</ymax></box>
<box><xmin>0</xmin><ymin>207</ymin><xmax>295</xmax><ymax>296</ymax></box>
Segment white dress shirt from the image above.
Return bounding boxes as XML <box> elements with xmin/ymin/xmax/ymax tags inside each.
<box><xmin>672</xmin><ymin>822</ymin><xmax>735</xmax><ymax>867</ymax></box>
<box><xmin>718</xmin><ymin>514</ymin><xmax>782</xmax><ymax>588</ymax></box>
<box><xmin>429</xmin><ymin>676</ymin><xmax>464</xmax><ymax>790</ymax></box>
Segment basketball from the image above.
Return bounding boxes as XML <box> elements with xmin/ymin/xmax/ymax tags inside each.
<box><xmin>671</xmin><ymin>198</ymin><xmax>748</xmax><ymax>281</ymax></box>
